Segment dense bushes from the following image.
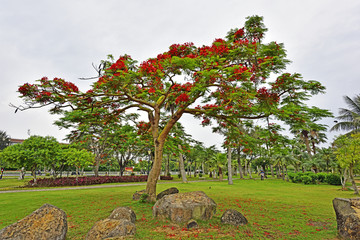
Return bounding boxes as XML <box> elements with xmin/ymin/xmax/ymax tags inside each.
<box><xmin>27</xmin><ymin>175</ymin><xmax>148</xmax><ymax>187</ymax></box>
<box><xmin>288</xmin><ymin>172</ymin><xmax>341</xmax><ymax>185</ymax></box>
<box><xmin>160</xmin><ymin>176</ymin><xmax>173</xmax><ymax>180</ymax></box>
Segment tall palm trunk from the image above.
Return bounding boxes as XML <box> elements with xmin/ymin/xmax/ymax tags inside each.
<box><xmin>227</xmin><ymin>146</ymin><xmax>233</xmax><ymax>185</ymax></box>
<box><xmin>178</xmin><ymin>145</ymin><xmax>188</xmax><ymax>183</ymax></box>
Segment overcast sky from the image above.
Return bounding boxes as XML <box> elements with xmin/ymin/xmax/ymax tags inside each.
<box><xmin>1</xmin><ymin>0</ymin><xmax>359</xmax><ymax>148</ymax></box>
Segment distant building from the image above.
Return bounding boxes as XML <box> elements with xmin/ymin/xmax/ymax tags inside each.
<box><xmin>9</xmin><ymin>138</ymin><xmax>24</xmax><ymax>145</ymax></box>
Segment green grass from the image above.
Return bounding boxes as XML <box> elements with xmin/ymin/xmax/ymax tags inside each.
<box><xmin>0</xmin><ymin>178</ymin><xmax>354</xmax><ymax>239</ymax></box>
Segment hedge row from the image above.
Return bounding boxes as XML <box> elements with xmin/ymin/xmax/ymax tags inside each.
<box><xmin>27</xmin><ymin>175</ymin><xmax>148</xmax><ymax>187</ymax></box>
<box><xmin>288</xmin><ymin>172</ymin><xmax>341</xmax><ymax>185</ymax></box>
<box><xmin>159</xmin><ymin>176</ymin><xmax>173</xmax><ymax>180</ymax></box>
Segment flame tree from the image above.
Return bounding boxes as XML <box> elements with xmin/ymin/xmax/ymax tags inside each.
<box><xmin>15</xmin><ymin>16</ymin><xmax>326</xmax><ymax>201</ymax></box>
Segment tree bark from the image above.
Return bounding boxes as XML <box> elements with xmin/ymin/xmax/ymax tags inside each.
<box><xmin>227</xmin><ymin>146</ymin><xmax>233</xmax><ymax>185</ymax></box>
<box><xmin>248</xmin><ymin>162</ymin><xmax>252</xmax><ymax>179</ymax></box>
<box><xmin>178</xmin><ymin>145</ymin><xmax>188</xmax><ymax>183</ymax></box>
<box><xmin>94</xmin><ymin>156</ymin><xmax>100</xmax><ymax>177</ymax></box>
<box><xmin>349</xmin><ymin>164</ymin><xmax>359</xmax><ymax>195</ymax></box>
<box><xmin>145</xmin><ymin>141</ymin><xmax>165</xmax><ymax>201</ymax></box>
<box><xmin>165</xmin><ymin>155</ymin><xmax>170</xmax><ymax>176</ymax></box>
<box><xmin>341</xmin><ymin>168</ymin><xmax>348</xmax><ymax>190</ymax></box>
<box><xmin>270</xmin><ymin>165</ymin><xmax>274</xmax><ymax>178</ymax></box>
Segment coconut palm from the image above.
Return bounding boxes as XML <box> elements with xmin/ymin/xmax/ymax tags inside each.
<box><xmin>331</xmin><ymin>95</ymin><xmax>360</xmax><ymax>134</ymax></box>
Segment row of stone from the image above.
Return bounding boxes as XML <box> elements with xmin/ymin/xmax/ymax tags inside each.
<box><xmin>0</xmin><ymin>188</ymin><xmax>249</xmax><ymax>239</ymax></box>
<box><xmin>0</xmin><ymin>204</ymin><xmax>137</xmax><ymax>240</ymax></box>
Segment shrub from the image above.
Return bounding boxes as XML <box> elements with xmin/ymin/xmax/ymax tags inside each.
<box><xmin>160</xmin><ymin>176</ymin><xmax>173</xmax><ymax>180</ymax></box>
<box><xmin>139</xmin><ymin>193</ymin><xmax>149</xmax><ymax>203</ymax></box>
<box><xmin>178</xmin><ymin>174</ymin><xmax>181</xmax><ymax>179</ymax></box>
<box><xmin>316</xmin><ymin>172</ymin><xmax>328</xmax><ymax>183</ymax></box>
<box><xmin>288</xmin><ymin>172</ymin><xmax>296</xmax><ymax>182</ymax></box>
<box><xmin>325</xmin><ymin>174</ymin><xmax>341</xmax><ymax>185</ymax></box>
<box><xmin>294</xmin><ymin>173</ymin><xmax>303</xmax><ymax>183</ymax></box>
<box><xmin>301</xmin><ymin>175</ymin><xmax>312</xmax><ymax>185</ymax></box>
<box><xmin>305</xmin><ymin>172</ymin><xmax>317</xmax><ymax>184</ymax></box>
<box><xmin>199</xmin><ymin>173</ymin><xmax>203</xmax><ymax>177</ymax></box>
<box><xmin>27</xmin><ymin>175</ymin><xmax>148</xmax><ymax>187</ymax></box>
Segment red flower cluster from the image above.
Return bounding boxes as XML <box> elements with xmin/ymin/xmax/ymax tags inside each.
<box><xmin>136</xmin><ymin>121</ymin><xmax>151</xmax><ymax>135</ymax></box>
<box><xmin>108</xmin><ymin>56</ymin><xmax>130</xmax><ymax>72</ymax></box>
<box><xmin>230</xmin><ymin>64</ymin><xmax>248</xmax><ymax>81</ymax></box>
<box><xmin>53</xmin><ymin>78</ymin><xmax>79</xmax><ymax>93</ymax></box>
<box><xmin>198</xmin><ymin>38</ymin><xmax>229</xmax><ymax>57</ymax></box>
<box><xmin>171</xmin><ymin>82</ymin><xmax>193</xmax><ymax>92</ymax></box>
<box><xmin>234</xmin><ymin>28</ymin><xmax>245</xmax><ymax>40</ymax></box>
<box><xmin>272</xmin><ymin>73</ymin><xmax>291</xmax><ymax>90</ymax></box>
<box><xmin>201</xmin><ymin>117</ymin><xmax>210</xmax><ymax>126</ymax></box>
<box><xmin>202</xmin><ymin>104</ymin><xmax>219</xmax><ymax>110</ymax></box>
<box><xmin>168</xmin><ymin>42</ymin><xmax>194</xmax><ymax>57</ymax></box>
<box><xmin>175</xmin><ymin>93</ymin><xmax>190</xmax><ymax>105</ymax></box>
<box><xmin>140</xmin><ymin>58</ymin><xmax>161</xmax><ymax>75</ymax></box>
<box><xmin>256</xmin><ymin>87</ymin><xmax>279</xmax><ymax>103</ymax></box>
<box><xmin>18</xmin><ymin>83</ymin><xmax>38</xmax><ymax>96</ymax></box>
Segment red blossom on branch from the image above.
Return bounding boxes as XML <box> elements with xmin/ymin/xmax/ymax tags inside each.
<box><xmin>175</xmin><ymin>93</ymin><xmax>190</xmax><ymax>105</ymax></box>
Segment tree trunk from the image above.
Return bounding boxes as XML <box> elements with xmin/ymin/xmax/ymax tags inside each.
<box><xmin>248</xmin><ymin>162</ymin><xmax>252</xmax><ymax>179</ymax></box>
<box><xmin>145</xmin><ymin>141</ymin><xmax>165</xmax><ymax>202</ymax></box>
<box><xmin>227</xmin><ymin>146</ymin><xmax>233</xmax><ymax>185</ymax></box>
<box><xmin>341</xmin><ymin>168</ymin><xmax>348</xmax><ymax>190</ymax></box>
<box><xmin>244</xmin><ymin>160</ymin><xmax>248</xmax><ymax>176</ymax></box>
<box><xmin>178</xmin><ymin>145</ymin><xmax>188</xmax><ymax>183</ymax></box>
<box><xmin>284</xmin><ymin>165</ymin><xmax>289</xmax><ymax>181</ymax></box>
<box><xmin>165</xmin><ymin>155</ymin><xmax>170</xmax><ymax>176</ymax></box>
<box><xmin>219</xmin><ymin>167</ymin><xmax>223</xmax><ymax>181</ymax></box>
<box><xmin>94</xmin><ymin>156</ymin><xmax>100</xmax><ymax>177</ymax></box>
<box><xmin>238</xmin><ymin>159</ymin><xmax>244</xmax><ymax>179</ymax></box>
<box><xmin>75</xmin><ymin>166</ymin><xmax>79</xmax><ymax>182</ymax></box>
<box><xmin>194</xmin><ymin>161</ymin><xmax>197</xmax><ymax>177</ymax></box>
<box><xmin>31</xmin><ymin>168</ymin><xmax>37</xmax><ymax>184</ymax></box>
<box><xmin>349</xmin><ymin>164</ymin><xmax>359</xmax><ymax>195</ymax></box>
<box><xmin>19</xmin><ymin>167</ymin><xmax>25</xmax><ymax>180</ymax></box>
<box><xmin>270</xmin><ymin>165</ymin><xmax>274</xmax><ymax>178</ymax></box>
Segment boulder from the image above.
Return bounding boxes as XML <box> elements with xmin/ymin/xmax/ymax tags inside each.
<box><xmin>220</xmin><ymin>209</ymin><xmax>248</xmax><ymax>226</ymax></box>
<box><xmin>186</xmin><ymin>219</ymin><xmax>199</xmax><ymax>229</ymax></box>
<box><xmin>156</xmin><ymin>187</ymin><xmax>179</xmax><ymax>200</ymax></box>
<box><xmin>132</xmin><ymin>189</ymin><xmax>146</xmax><ymax>201</ymax></box>
<box><xmin>109</xmin><ymin>207</ymin><xmax>136</xmax><ymax>223</ymax></box>
<box><xmin>0</xmin><ymin>203</ymin><xmax>67</xmax><ymax>240</ymax></box>
<box><xmin>333</xmin><ymin>198</ymin><xmax>360</xmax><ymax>239</ymax></box>
<box><xmin>153</xmin><ymin>191</ymin><xmax>216</xmax><ymax>223</ymax></box>
<box><xmin>86</xmin><ymin>219</ymin><xmax>135</xmax><ymax>240</ymax></box>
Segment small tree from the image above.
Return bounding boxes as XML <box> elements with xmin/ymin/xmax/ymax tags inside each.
<box><xmin>334</xmin><ymin>133</ymin><xmax>360</xmax><ymax>194</ymax></box>
<box><xmin>0</xmin><ymin>136</ymin><xmax>59</xmax><ymax>183</ymax></box>
<box><xmin>61</xmin><ymin>146</ymin><xmax>94</xmax><ymax>181</ymax></box>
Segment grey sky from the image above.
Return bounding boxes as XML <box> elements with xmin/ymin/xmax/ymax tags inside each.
<box><xmin>1</xmin><ymin>0</ymin><xmax>359</xmax><ymax>147</ymax></box>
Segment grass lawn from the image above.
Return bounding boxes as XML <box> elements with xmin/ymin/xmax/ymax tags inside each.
<box><xmin>0</xmin><ymin>177</ymin><xmax>355</xmax><ymax>239</ymax></box>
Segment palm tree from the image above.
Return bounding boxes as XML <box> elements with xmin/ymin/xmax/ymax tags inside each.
<box><xmin>0</xmin><ymin>130</ymin><xmax>11</xmax><ymax>150</ymax></box>
<box><xmin>331</xmin><ymin>95</ymin><xmax>360</xmax><ymax>134</ymax></box>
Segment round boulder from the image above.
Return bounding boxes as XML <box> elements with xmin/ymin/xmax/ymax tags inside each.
<box><xmin>85</xmin><ymin>219</ymin><xmax>135</xmax><ymax>240</ymax></box>
<box><xmin>132</xmin><ymin>189</ymin><xmax>146</xmax><ymax>201</ymax></box>
<box><xmin>187</xmin><ymin>219</ymin><xmax>199</xmax><ymax>229</ymax></box>
<box><xmin>221</xmin><ymin>209</ymin><xmax>248</xmax><ymax>226</ymax></box>
<box><xmin>0</xmin><ymin>203</ymin><xmax>67</xmax><ymax>240</ymax></box>
<box><xmin>153</xmin><ymin>191</ymin><xmax>216</xmax><ymax>223</ymax></box>
<box><xmin>333</xmin><ymin>197</ymin><xmax>360</xmax><ymax>239</ymax></box>
<box><xmin>109</xmin><ymin>207</ymin><xmax>136</xmax><ymax>223</ymax></box>
<box><xmin>156</xmin><ymin>187</ymin><xmax>179</xmax><ymax>200</ymax></box>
